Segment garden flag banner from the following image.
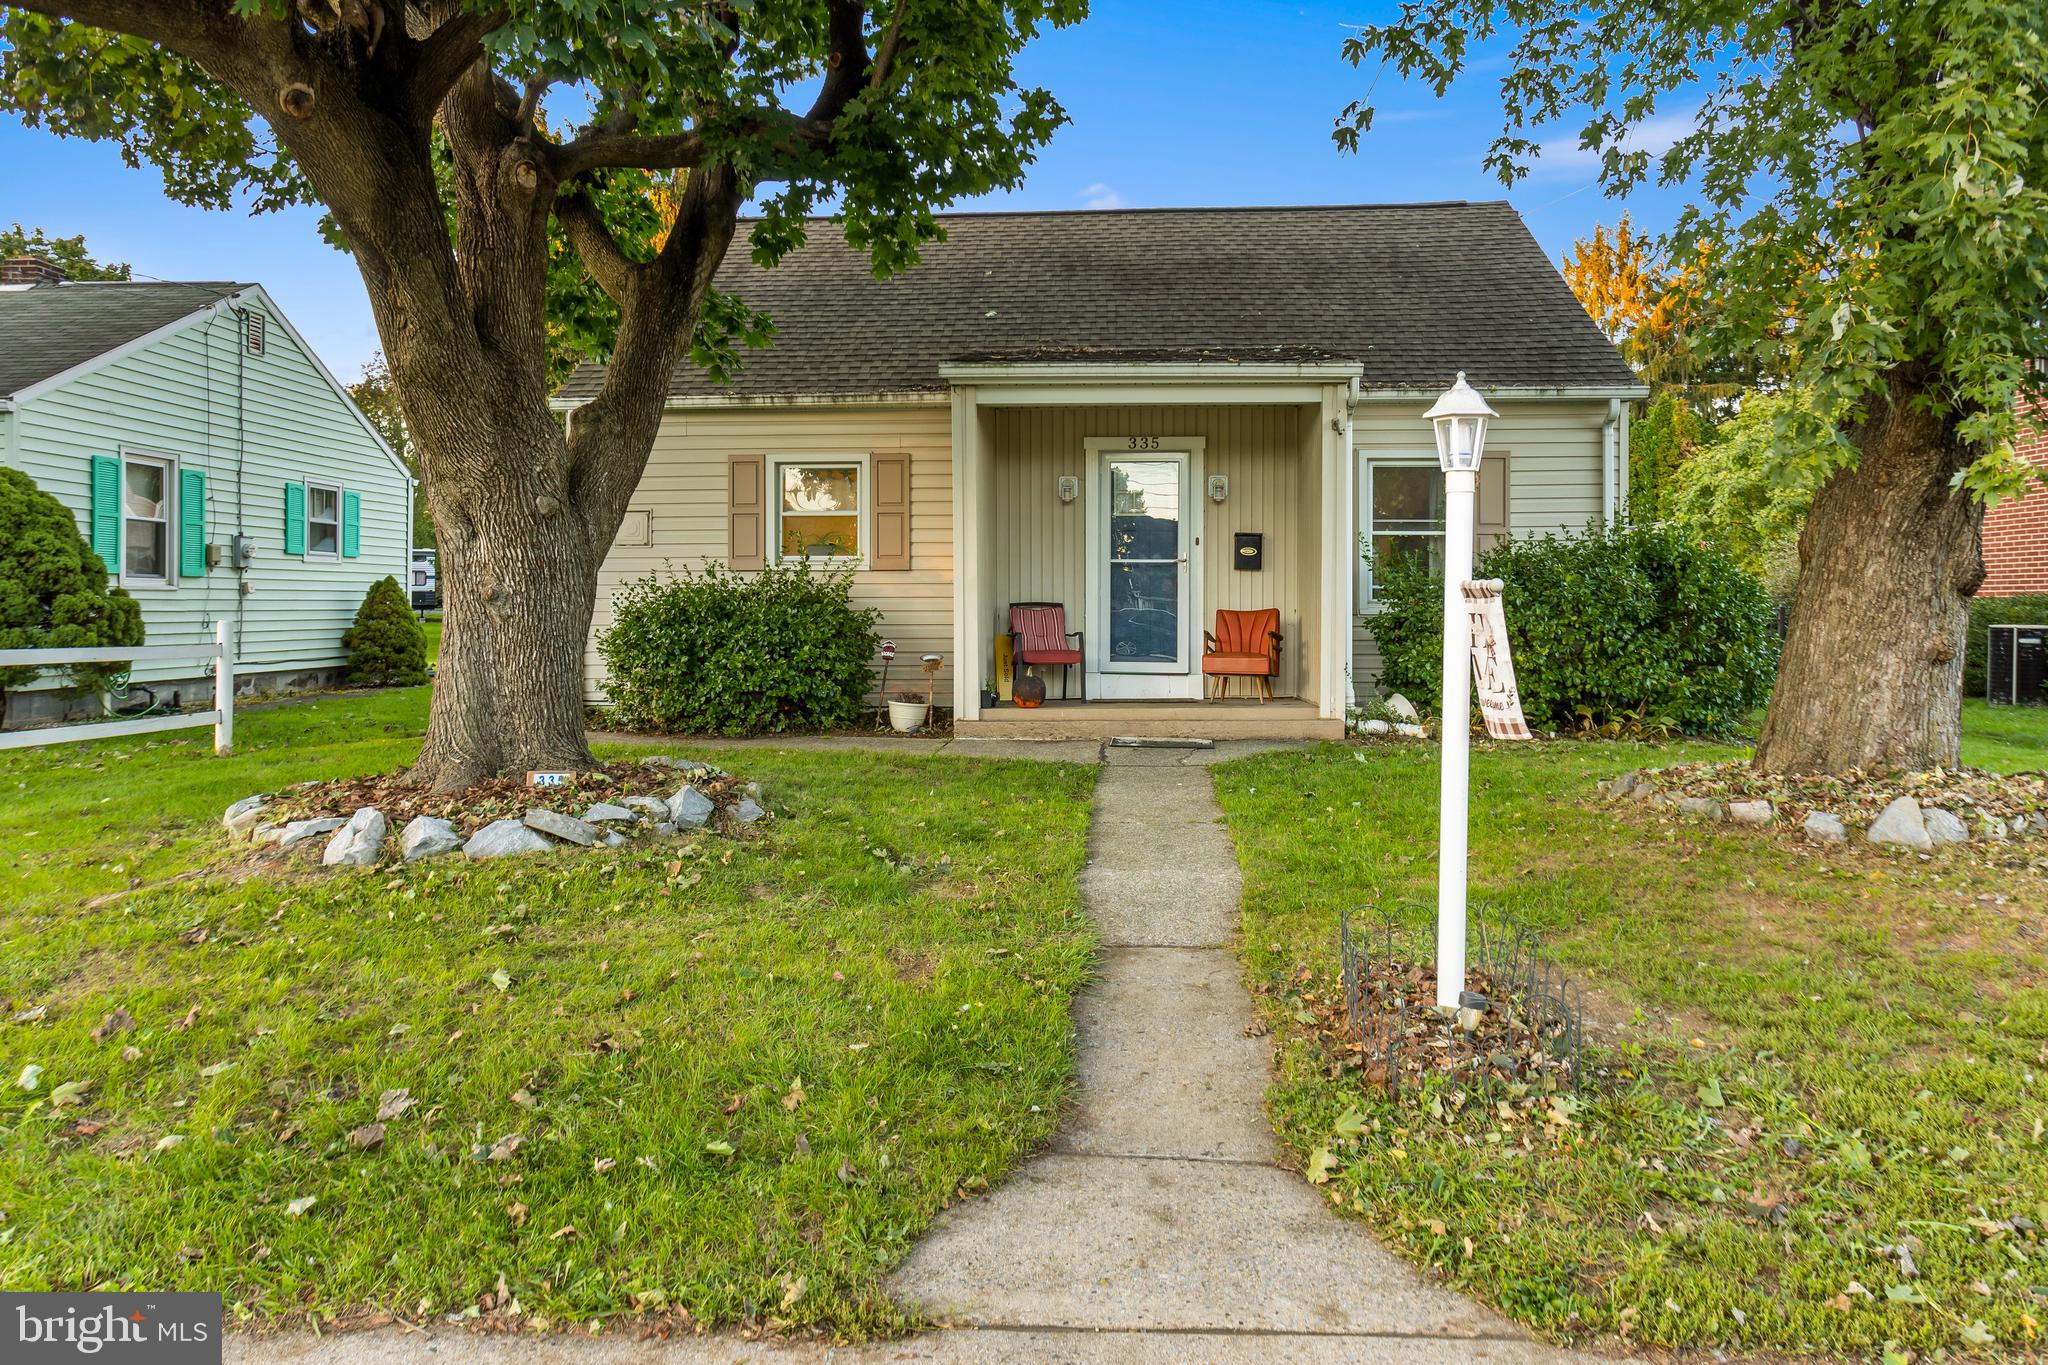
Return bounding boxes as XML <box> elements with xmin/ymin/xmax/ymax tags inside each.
<box><xmin>1461</xmin><ymin>579</ymin><xmax>1532</xmax><ymax>740</ymax></box>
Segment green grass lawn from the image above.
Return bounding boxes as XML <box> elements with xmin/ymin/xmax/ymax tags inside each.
<box><xmin>0</xmin><ymin>687</ymin><xmax>1096</xmax><ymax>1335</ymax></box>
<box><xmin>1962</xmin><ymin>698</ymin><xmax>2048</xmax><ymax>774</ymax></box>
<box><xmin>1218</xmin><ymin>715</ymin><xmax>2048</xmax><ymax>1357</ymax></box>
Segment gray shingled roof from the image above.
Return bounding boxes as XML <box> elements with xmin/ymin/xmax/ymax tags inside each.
<box><xmin>556</xmin><ymin>202</ymin><xmax>1637</xmax><ymax>403</ymax></box>
<box><xmin>0</xmin><ymin>281</ymin><xmax>246</xmax><ymax>399</ymax></box>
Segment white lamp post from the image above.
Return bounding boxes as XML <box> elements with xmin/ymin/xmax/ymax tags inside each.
<box><xmin>1422</xmin><ymin>372</ymin><xmax>1497</xmax><ymax>1012</ymax></box>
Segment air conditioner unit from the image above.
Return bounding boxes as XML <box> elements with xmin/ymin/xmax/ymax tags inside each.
<box><xmin>1987</xmin><ymin>623</ymin><xmax>2048</xmax><ymax>705</ymax></box>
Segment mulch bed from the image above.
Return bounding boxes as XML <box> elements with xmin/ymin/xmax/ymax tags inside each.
<box><xmin>1620</xmin><ymin>759</ymin><xmax>2048</xmax><ymax>830</ymax></box>
<box><xmin>262</xmin><ymin>758</ymin><xmax>739</xmax><ymax>837</ymax></box>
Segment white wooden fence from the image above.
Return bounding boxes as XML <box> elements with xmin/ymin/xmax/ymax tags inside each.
<box><xmin>0</xmin><ymin>620</ymin><xmax>234</xmax><ymax>755</ymax></box>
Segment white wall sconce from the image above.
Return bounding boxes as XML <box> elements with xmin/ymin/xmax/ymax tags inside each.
<box><xmin>1207</xmin><ymin>474</ymin><xmax>1229</xmax><ymax>503</ymax></box>
<box><xmin>1056</xmin><ymin>475</ymin><xmax>1079</xmax><ymax>503</ymax></box>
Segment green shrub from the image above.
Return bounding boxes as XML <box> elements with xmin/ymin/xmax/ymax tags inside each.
<box><xmin>0</xmin><ymin>467</ymin><xmax>143</xmax><ymax>698</ymax></box>
<box><xmin>341</xmin><ymin>576</ymin><xmax>428</xmax><ymax>686</ymax></box>
<box><xmin>1967</xmin><ymin>594</ymin><xmax>2048</xmax><ymax>699</ymax></box>
<box><xmin>598</xmin><ymin>562</ymin><xmax>881</xmax><ymax>735</ymax></box>
<box><xmin>1367</xmin><ymin>521</ymin><xmax>1778</xmax><ymax>735</ymax></box>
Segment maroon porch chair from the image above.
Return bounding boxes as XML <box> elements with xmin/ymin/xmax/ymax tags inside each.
<box><xmin>1202</xmin><ymin>608</ymin><xmax>1282</xmax><ymax>702</ymax></box>
<box><xmin>1009</xmin><ymin>602</ymin><xmax>1085</xmax><ymax>701</ymax></box>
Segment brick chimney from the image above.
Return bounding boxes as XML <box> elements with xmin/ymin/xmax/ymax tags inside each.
<box><xmin>0</xmin><ymin>254</ymin><xmax>66</xmax><ymax>286</ymax></box>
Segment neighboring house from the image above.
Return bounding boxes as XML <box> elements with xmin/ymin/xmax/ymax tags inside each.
<box><xmin>1980</xmin><ymin>392</ymin><xmax>2048</xmax><ymax>597</ymax></box>
<box><xmin>0</xmin><ymin>254</ymin><xmax>414</xmax><ymax>725</ymax></box>
<box><xmin>556</xmin><ymin>203</ymin><xmax>1644</xmax><ymax>740</ymax></box>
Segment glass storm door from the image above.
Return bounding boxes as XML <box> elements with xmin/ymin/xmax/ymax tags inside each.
<box><xmin>1102</xmin><ymin>454</ymin><xmax>1190</xmax><ymax>675</ymax></box>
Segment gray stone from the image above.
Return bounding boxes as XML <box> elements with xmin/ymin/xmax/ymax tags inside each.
<box><xmin>276</xmin><ymin>817</ymin><xmax>346</xmax><ymax>850</ymax></box>
<box><xmin>463</xmin><ymin>819</ymin><xmax>553</xmax><ymax>860</ymax></box>
<box><xmin>1802</xmin><ymin>810</ymin><xmax>1849</xmax><ymax>844</ymax></box>
<box><xmin>620</xmin><ymin>795</ymin><xmax>670</xmax><ymax>821</ymax></box>
<box><xmin>1382</xmin><ymin>693</ymin><xmax>1419</xmax><ymax>723</ymax></box>
<box><xmin>222</xmin><ymin>795</ymin><xmax>269</xmax><ymax>837</ymax></box>
<box><xmin>667</xmin><ymin>784</ymin><xmax>715</xmax><ymax>830</ymax></box>
<box><xmin>1923</xmin><ymin>807</ymin><xmax>1971</xmax><ymax>845</ymax></box>
<box><xmin>1727</xmin><ymin>799</ymin><xmax>1775</xmax><ymax>826</ymax></box>
<box><xmin>251</xmin><ymin>824</ymin><xmax>283</xmax><ymax>845</ymax></box>
<box><xmin>1866</xmin><ymin>796</ymin><xmax>1932</xmax><ymax>850</ymax></box>
<box><xmin>733</xmin><ymin>796</ymin><xmax>767</xmax><ymax>824</ymax></box>
<box><xmin>1979</xmin><ymin>816</ymin><xmax>2010</xmax><ymax>842</ymax></box>
<box><xmin>599</xmin><ymin>829</ymin><xmax>627</xmax><ymax>849</ymax></box>
<box><xmin>650</xmin><ymin>820</ymin><xmax>679</xmax><ymax>837</ymax></box>
<box><xmin>398</xmin><ymin>815</ymin><xmax>463</xmax><ymax>862</ymax></box>
<box><xmin>2029</xmin><ymin>812</ymin><xmax>2048</xmax><ymax>837</ymax></box>
<box><xmin>1676</xmin><ymin>796</ymin><xmax>1725</xmax><ymax>821</ymax></box>
<box><xmin>321</xmin><ymin>807</ymin><xmax>387</xmax><ymax>867</ymax></box>
<box><xmin>580</xmin><ymin>802</ymin><xmax>637</xmax><ymax>824</ymax></box>
<box><xmin>744</xmin><ymin>780</ymin><xmax>764</xmax><ymax>800</ymax></box>
<box><xmin>523</xmin><ymin>808</ymin><xmax>601</xmax><ymax>846</ymax></box>
<box><xmin>1603</xmin><ymin>771</ymin><xmax>1641</xmax><ymax>801</ymax></box>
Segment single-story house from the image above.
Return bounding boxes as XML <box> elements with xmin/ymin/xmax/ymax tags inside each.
<box><xmin>557</xmin><ymin>202</ymin><xmax>1645</xmax><ymax>740</ymax></box>
<box><xmin>0</xmin><ymin>255</ymin><xmax>415</xmax><ymax>725</ymax></box>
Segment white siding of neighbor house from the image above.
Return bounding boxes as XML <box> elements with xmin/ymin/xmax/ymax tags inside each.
<box><xmin>5</xmin><ymin>291</ymin><xmax>412</xmax><ymax>691</ymax></box>
<box><xmin>1350</xmin><ymin>398</ymin><xmax>1614</xmax><ymax>693</ymax></box>
<box><xmin>587</xmin><ymin>402</ymin><xmax>956</xmax><ymax>702</ymax></box>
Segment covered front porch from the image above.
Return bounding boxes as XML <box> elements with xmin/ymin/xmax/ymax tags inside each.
<box><xmin>946</xmin><ymin>360</ymin><xmax>1361</xmax><ymax>741</ymax></box>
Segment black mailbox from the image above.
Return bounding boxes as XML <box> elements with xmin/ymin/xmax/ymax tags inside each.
<box><xmin>1233</xmin><ymin>532</ymin><xmax>1263</xmax><ymax>571</ymax></box>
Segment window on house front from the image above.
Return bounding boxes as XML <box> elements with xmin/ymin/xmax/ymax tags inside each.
<box><xmin>307</xmin><ymin>482</ymin><xmax>341</xmax><ymax>557</ymax></box>
<box><xmin>1357</xmin><ymin>458</ymin><xmax>1446</xmax><ymax>609</ymax></box>
<box><xmin>776</xmin><ymin>462</ymin><xmax>861</xmax><ymax>561</ymax></box>
<box><xmin>122</xmin><ymin>453</ymin><xmax>173</xmax><ymax>584</ymax></box>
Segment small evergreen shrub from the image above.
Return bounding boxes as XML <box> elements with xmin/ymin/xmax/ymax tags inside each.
<box><xmin>342</xmin><ymin>576</ymin><xmax>429</xmax><ymax>686</ymax></box>
<box><xmin>1367</xmin><ymin>522</ymin><xmax>1778</xmax><ymax>735</ymax></box>
<box><xmin>1967</xmin><ymin>593</ymin><xmax>2048</xmax><ymax>699</ymax></box>
<box><xmin>0</xmin><ymin>467</ymin><xmax>144</xmax><ymax>698</ymax></box>
<box><xmin>599</xmin><ymin>562</ymin><xmax>882</xmax><ymax>735</ymax></box>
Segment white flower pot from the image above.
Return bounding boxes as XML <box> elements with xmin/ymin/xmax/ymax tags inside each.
<box><xmin>887</xmin><ymin>699</ymin><xmax>929</xmax><ymax>733</ymax></box>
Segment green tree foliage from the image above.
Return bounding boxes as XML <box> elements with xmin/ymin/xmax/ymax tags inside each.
<box><xmin>1367</xmin><ymin>523</ymin><xmax>1778</xmax><ymax>735</ymax></box>
<box><xmin>1669</xmin><ymin>391</ymin><xmax>1834</xmax><ymax>596</ymax></box>
<box><xmin>599</xmin><ymin>564</ymin><xmax>881</xmax><ymax>735</ymax></box>
<box><xmin>0</xmin><ymin>467</ymin><xmax>144</xmax><ymax>698</ymax></box>
<box><xmin>341</xmin><ymin>576</ymin><xmax>428</xmax><ymax>687</ymax></box>
<box><xmin>1628</xmin><ymin>391</ymin><xmax>1714</xmax><ymax>525</ymax></box>
<box><xmin>0</xmin><ymin>224</ymin><xmax>130</xmax><ymax>280</ymax></box>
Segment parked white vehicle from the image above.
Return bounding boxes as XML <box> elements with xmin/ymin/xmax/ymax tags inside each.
<box><xmin>410</xmin><ymin>548</ymin><xmax>439</xmax><ymax>610</ymax></box>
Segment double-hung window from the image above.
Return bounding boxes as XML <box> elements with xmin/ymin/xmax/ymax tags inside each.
<box><xmin>122</xmin><ymin>453</ymin><xmax>174</xmax><ymax>586</ymax></box>
<box><xmin>774</xmin><ymin>460</ymin><xmax>863</xmax><ymax>563</ymax></box>
<box><xmin>1357</xmin><ymin>458</ymin><xmax>1446</xmax><ymax>610</ymax></box>
<box><xmin>306</xmin><ymin>482</ymin><xmax>342</xmax><ymax>558</ymax></box>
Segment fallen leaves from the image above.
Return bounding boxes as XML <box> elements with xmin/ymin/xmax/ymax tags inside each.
<box><xmin>487</xmin><ymin>1133</ymin><xmax>525</xmax><ymax>1161</ymax></box>
<box><xmin>347</xmin><ymin>1123</ymin><xmax>386</xmax><ymax>1151</ymax></box>
<box><xmin>375</xmin><ymin>1088</ymin><xmax>416</xmax><ymax>1122</ymax></box>
<box><xmin>90</xmin><ymin>1007</ymin><xmax>134</xmax><ymax>1043</ymax></box>
<box><xmin>285</xmin><ymin>1195</ymin><xmax>318</xmax><ymax>1218</ymax></box>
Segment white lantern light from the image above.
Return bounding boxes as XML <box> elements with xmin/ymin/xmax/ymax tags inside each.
<box><xmin>1423</xmin><ymin>371</ymin><xmax>1497</xmax><ymax>473</ymax></box>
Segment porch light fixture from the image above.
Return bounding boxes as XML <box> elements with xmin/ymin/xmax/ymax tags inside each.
<box><xmin>1423</xmin><ymin>371</ymin><xmax>1496</xmax><ymax>473</ymax></box>
<box><xmin>1056</xmin><ymin>475</ymin><xmax>1079</xmax><ymax>504</ymax></box>
<box><xmin>1425</xmin><ymin>371</ymin><xmax>1497</xmax><ymax>1012</ymax></box>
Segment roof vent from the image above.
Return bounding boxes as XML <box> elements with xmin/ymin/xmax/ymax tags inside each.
<box><xmin>245</xmin><ymin>310</ymin><xmax>265</xmax><ymax>356</ymax></box>
<box><xmin>0</xmin><ymin>254</ymin><xmax>66</xmax><ymax>286</ymax></box>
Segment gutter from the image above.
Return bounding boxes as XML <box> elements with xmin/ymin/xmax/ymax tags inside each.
<box><xmin>1355</xmin><ymin>383</ymin><xmax>1650</xmax><ymax>402</ymax></box>
<box><xmin>937</xmin><ymin>360</ymin><xmax>1368</xmax><ymax>385</ymax></box>
<box><xmin>548</xmin><ymin>389</ymin><xmax>950</xmax><ymax>413</ymax></box>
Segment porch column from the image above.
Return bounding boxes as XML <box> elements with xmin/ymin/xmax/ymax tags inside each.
<box><xmin>950</xmin><ymin>384</ymin><xmax>983</xmax><ymax>720</ymax></box>
<box><xmin>1317</xmin><ymin>383</ymin><xmax>1350</xmax><ymax>721</ymax></box>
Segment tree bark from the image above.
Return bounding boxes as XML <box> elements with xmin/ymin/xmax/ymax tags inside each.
<box><xmin>1754</xmin><ymin>371</ymin><xmax>1986</xmax><ymax>775</ymax></box>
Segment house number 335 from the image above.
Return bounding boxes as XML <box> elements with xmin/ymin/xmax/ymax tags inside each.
<box><xmin>1125</xmin><ymin>436</ymin><xmax>1161</xmax><ymax>450</ymax></box>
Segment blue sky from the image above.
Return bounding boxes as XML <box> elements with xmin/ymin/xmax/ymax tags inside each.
<box><xmin>1</xmin><ymin>1</ymin><xmax>1693</xmax><ymax>381</ymax></box>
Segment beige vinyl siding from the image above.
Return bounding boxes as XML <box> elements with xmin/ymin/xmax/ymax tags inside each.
<box><xmin>986</xmin><ymin>403</ymin><xmax>1313</xmax><ymax>698</ymax></box>
<box><xmin>6</xmin><ymin>293</ymin><xmax>411</xmax><ymax>689</ymax></box>
<box><xmin>1349</xmin><ymin>399</ymin><xmax>1612</xmax><ymax>694</ymax></box>
<box><xmin>588</xmin><ymin>403</ymin><xmax>955</xmax><ymax>703</ymax></box>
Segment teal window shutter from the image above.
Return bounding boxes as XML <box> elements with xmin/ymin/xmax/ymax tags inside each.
<box><xmin>284</xmin><ymin>481</ymin><xmax>306</xmax><ymax>555</ymax></box>
<box><xmin>342</xmin><ymin>489</ymin><xmax>361</xmax><ymax>558</ymax></box>
<box><xmin>90</xmin><ymin>454</ymin><xmax>120</xmax><ymax>568</ymax></box>
<box><xmin>179</xmin><ymin>467</ymin><xmax>207</xmax><ymax>578</ymax></box>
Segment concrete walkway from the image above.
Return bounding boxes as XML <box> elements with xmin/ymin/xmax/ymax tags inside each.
<box><xmin>233</xmin><ymin>741</ymin><xmax>1601</xmax><ymax>1364</ymax></box>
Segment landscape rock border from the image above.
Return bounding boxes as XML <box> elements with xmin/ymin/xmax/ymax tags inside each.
<box><xmin>1599</xmin><ymin>760</ymin><xmax>2048</xmax><ymax>852</ymax></box>
<box><xmin>221</xmin><ymin>754</ymin><xmax>773</xmax><ymax>870</ymax></box>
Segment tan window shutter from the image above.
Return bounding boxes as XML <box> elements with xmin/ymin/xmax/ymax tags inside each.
<box><xmin>727</xmin><ymin>454</ymin><xmax>765</xmax><ymax>569</ymax></box>
<box><xmin>870</xmin><ymin>453</ymin><xmax>911</xmax><ymax>571</ymax></box>
<box><xmin>1476</xmin><ymin>452</ymin><xmax>1510</xmax><ymax>554</ymax></box>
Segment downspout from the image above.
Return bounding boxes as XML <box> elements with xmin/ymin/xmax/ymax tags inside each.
<box><xmin>1601</xmin><ymin>399</ymin><xmax>1620</xmax><ymax>526</ymax></box>
<box><xmin>1617</xmin><ymin>399</ymin><xmax>1632</xmax><ymax>523</ymax></box>
<box><xmin>1343</xmin><ymin>376</ymin><xmax>1360</xmax><ymax>711</ymax></box>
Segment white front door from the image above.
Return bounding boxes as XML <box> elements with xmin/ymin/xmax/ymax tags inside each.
<box><xmin>1090</xmin><ymin>447</ymin><xmax>1201</xmax><ymax>700</ymax></box>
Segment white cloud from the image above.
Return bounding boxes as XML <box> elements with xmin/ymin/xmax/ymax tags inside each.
<box><xmin>1079</xmin><ymin>183</ymin><xmax>1126</xmax><ymax>210</ymax></box>
<box><xmin>1533</xmin><ymin>110</ymin><xmax>1697</xmax><ymax>175</ymax></box>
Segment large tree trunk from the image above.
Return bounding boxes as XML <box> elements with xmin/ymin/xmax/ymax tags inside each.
<box><xmin>1754</xmin><ymin>372</ymin><xmax>1986</xmax><ymax>775</ymax></box>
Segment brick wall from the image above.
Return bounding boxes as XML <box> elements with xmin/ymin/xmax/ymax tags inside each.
<box><xmin>1982</xmin><ymin>394</ymin><xmax>2048</xmax><ymax>597</ymax></box>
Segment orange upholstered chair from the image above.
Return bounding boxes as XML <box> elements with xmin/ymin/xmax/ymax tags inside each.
<box><xmin>1009</xmin><ymin>602</ymin><xmax>1085</xmax><ymax>701</ymax></box>
<box><xmin>1202</xmin><ymin>608</ymin><xmax>1282</xmax><ymax>701</ymax></box>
